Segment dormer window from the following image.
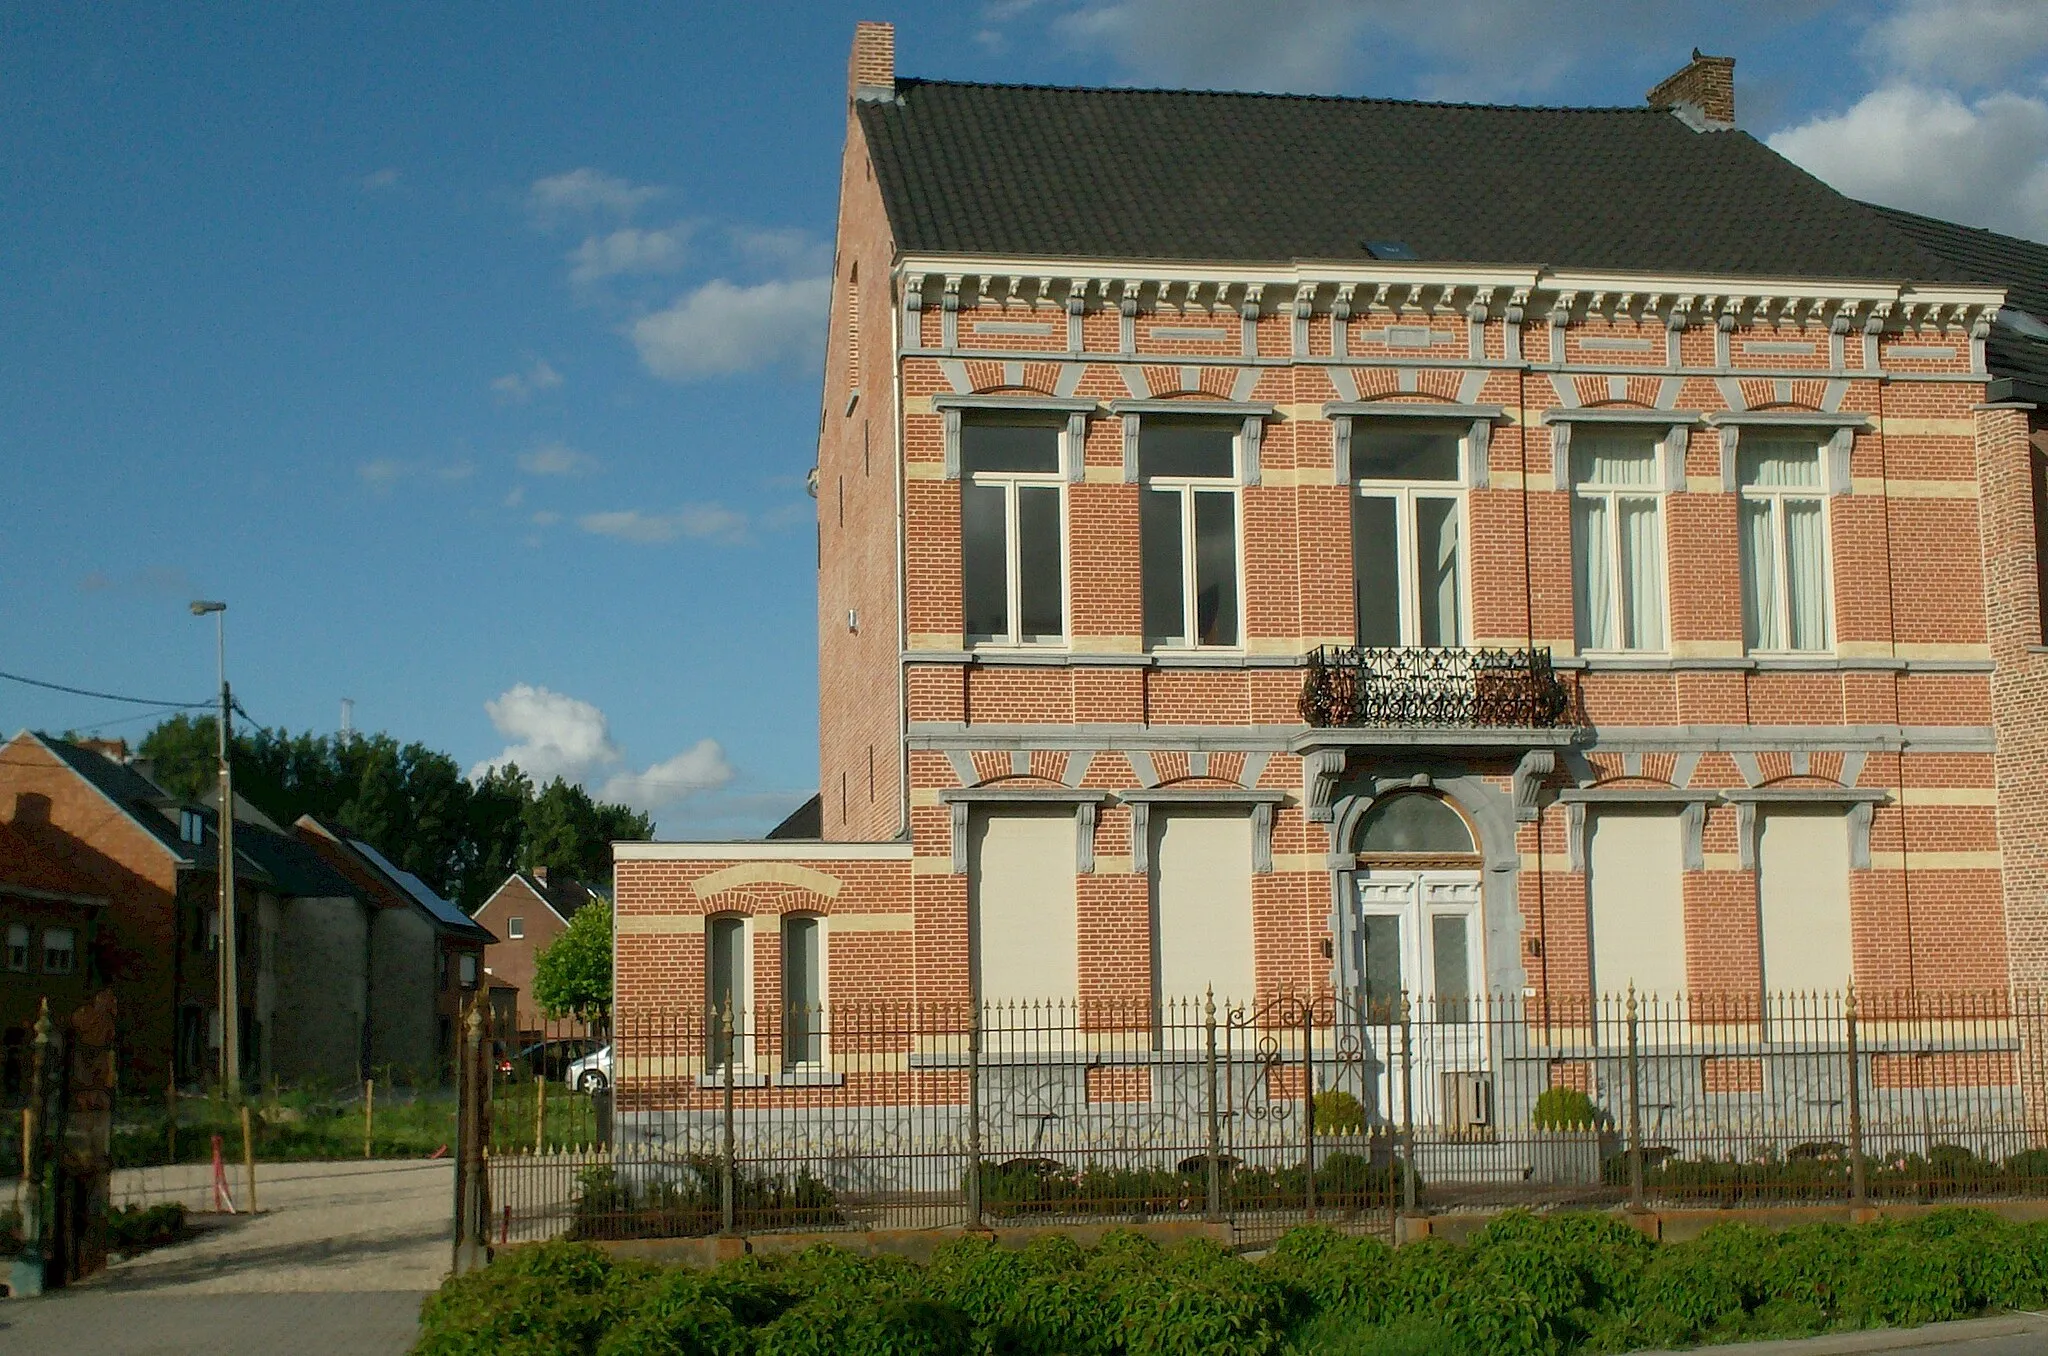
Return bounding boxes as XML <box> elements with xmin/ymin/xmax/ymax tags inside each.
<box><xmin>180</xmin><ymin>808</ymin><xmax>205</xmax><ymax>845</ymax></box>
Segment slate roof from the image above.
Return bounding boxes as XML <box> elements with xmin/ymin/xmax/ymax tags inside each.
<box><xmin>1868</xmin><ymin>204</ymin><xmax>2048</xmax><ymax>402</ymax></box>
<box><xmin>38</xmin><ymin>733</ymin><xmax>202</xmax><ymax>866</ymax></box>
<box><xmin>349</xmin><ymin>838</ymin><xmax>494</xmax><ymax>941</ymax></box>
<box><xmin>859</xmin><ymin>81</ymin><xmax>1972</xmax><ymax>282</ymax></box>
<box><xmin>766</xmin><ymin>793</ymin><xmax>823</xmax><ymax>841</ymax></box>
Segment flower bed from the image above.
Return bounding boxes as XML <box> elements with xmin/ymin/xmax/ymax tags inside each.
<box><xmin>413</xmin><ymin>1206</ymin><xmax>2048</xmax><ymax>1355</ymax></box>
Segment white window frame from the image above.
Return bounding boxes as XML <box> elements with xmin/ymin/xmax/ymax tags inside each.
<box><xmin>1352</xmin><ymin>427</ymin><xmax>1472</xmax><ymax>649</ymax></box>
<box><xmin>1142</xmin><ymin>422</ymin><xmax>1247</xmax><ymax>652</ymax></box>
<box><xmin>507</xmin><ymin>916</ymin><xmax>524</xmax><ymax>940</ymax></box>
<box><xmin>1569</xmin><ymin>429</ymin><xmax>1671</xmax><ymax>656</ymax></box>
<box><xmin>1739</xmin><ymin>441</ymin><xmax>1834</xmax><ymax>655</ymax></box>
<box><xmin>42</xmin><ymin>926</ymin><xmax>77</xmax><ymax>976</ymax></box>
<box><xmin>1353</xmin><ymin>871</ymin><xmax>1483</xmax><ymax>1023</ymax></box>
<box><xmin>961</xmin><ymin>420</ymin><xmax>1070</xmax><ymax>649</ymax></box>
<box><xmin>779</xmin><ymin>912</ymin><xmax>829</xmax><ymax>1071</ymax></box>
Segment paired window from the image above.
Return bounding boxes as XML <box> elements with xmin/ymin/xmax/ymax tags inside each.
<box><xmin>1141</xmin><ymin>418</ymin><xmax>1242</xmax><ymax>649</ymax></box>
<box><xmin>6</xmin><ymin>924</ymin><xmax>27</xmax><ymax>972</ymax></box>
<box><xmin>179</xmin><ymin>808</ymin><xmax>205</xmax><ymax>846</ymax></box>
<box><xmin>782</xmin><ymin>915</ymin><xmax>823</xmax><ymax>1066</ymax></box>
<box><xmin>1571</xmin><ymin>431</ymin><xmax>1667</xmax><ymax>653</ymax></box>
<box><xmin>1740</xmin><ymin>437</ymin><xmax>1831</xmax><ymax>653</ymax></box>
<box><xmin>961</xmin><ymin>417</ymin><xmax>1066</xmax><ymax>646</ymax></box>
<box><xmin>42</xmin><ymin>927</ymin><xmax>76</xmax><ymax>976</ymax></box>
<box><xmin>1352</xmin><ymin>426</ymin><xmax>1466</xmax><ymax>647</ymax></box>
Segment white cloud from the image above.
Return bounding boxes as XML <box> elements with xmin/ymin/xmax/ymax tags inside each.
<box><xmin>1860</xmin><ymin>0</ymin><xmax>2048</xmax><ymax>89</ymax></box>
<box><xmin>531</xmin><ymin>509</ymin><xmax>562</xmax><ymax>526</ymax></box>
<box><xmin>598</xmin><ymin>739</ymin><xmax>735</xmax><ymax>812</ymax></box>
<box><xmin>1769</xmin><ymin>84</ymin><xmax>2048</xmax><ymax>240</ymax></box>
<box><xmin>569</xmin><ymin>225</ymin><xmax>693</xmax><ymax>284</ymax></box>
<box><xmin>629</xmin><ymin>276</ymin><xmax>830</xmax><ymax>381</ymax></box>
<box><xmin>491</xmin><ymin>358</ymin><xmax>563</xmax><ymax>403</ymax></box>
<box><xmin>359</xmin><ymin>167</ymin><xmax>401</xmax><ymax>191</ymax></box>
<box><xmin>576</xmin><ymin>504</ymin><xmax>750</xmax><ymax>544</ymax></box>
<box><xmin>503</xmin><ymin>484</ymin><xmax>526</xmax><ymax>508</ymax></box>
<box><xmin>1033</xmin><ymin>0</ymin><xmax>1818</xmax><ymax>100</ymax></box>
<box><xmin>469</xmin><ymin>683</ymin><xmax>732</xmax><ymax>814</ymax></box>
<box><xmin>356</xmin><ymin>458</ymin><xmax>473</xmax><ymax>491</ymax></box>
<box><xmin>517</xmin><ymin>441</ymin><xmax>599</xmax><ymax>476</ymax></box>
<box><xmin>527</xmin><ymin>168</ymin><xmax>663</xmax><ymax>227</ymax></box>
<box><xmin>728</xmin><ymin>225</ymin><xmax>832</xmax><ymax>275</ymax></box>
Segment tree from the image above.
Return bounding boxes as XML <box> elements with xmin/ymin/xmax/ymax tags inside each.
<box><xmin>133</xmin><ymin>716</ymin><xmax>653</xmax><ymax>913</ymax></box>
<box><xmin>532</xmin><ymin>901</ymin><xmax>613</xmax><ymax>1022</ymax></box>
<box><xmin>520</xmin><ymin>777</ymin><xmax>654</xmax><ymax>886</ymax></box>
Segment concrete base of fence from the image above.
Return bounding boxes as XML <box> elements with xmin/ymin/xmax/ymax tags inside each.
<box><xmin>597</xmin><ymin>1219</ymin><xmax>1235</xmax><ymax>1269</ymax></box>
<box><xmin>1400</xmin><ymin>1198</ymin><xmax>2048</xmax><ymax>1246</ymax></box>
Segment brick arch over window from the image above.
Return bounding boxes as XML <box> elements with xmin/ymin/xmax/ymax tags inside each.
<box><xmin>689</xmin><ymin>862</ymin><xmax>842</xmax><ymax>902</ymax></box>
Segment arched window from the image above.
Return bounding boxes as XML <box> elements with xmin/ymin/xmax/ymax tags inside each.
<box><xmin>1352</xmin><ymin>792</ymin><xmax>1475</xmax><ymax>856</ymax></box>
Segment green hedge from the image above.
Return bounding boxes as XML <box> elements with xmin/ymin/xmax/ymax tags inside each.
<box><xmin>413</xmin><ymin>1207</ymin><xmax>2048</xmax><ymax>1356</ymax></box>
<box><xmin>976</xmin><ymin>1153</ymin><xmax>1413</xmax><ymax>1222</ymax></box>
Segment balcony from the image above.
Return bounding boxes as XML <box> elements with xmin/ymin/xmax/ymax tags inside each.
<box><xmin>1299</xmin><ymin>645</ymin><xmax>1575</xmax><ymax>730</ymax></box>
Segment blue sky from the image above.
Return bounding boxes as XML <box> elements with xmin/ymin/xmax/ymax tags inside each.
<box><xmin>5</xmin><ymin>1</ymin><xmax>2045</xmax><ymax>837</ymax></box>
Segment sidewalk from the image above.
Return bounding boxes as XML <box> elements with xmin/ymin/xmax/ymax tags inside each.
<box><xmin>0</xmin><ymin>1158</ymin><xmax>451</xmax><ymax>1355</ymax></box>
<box><xmin>1631</xmin><ymin>1312</ymin><xmax>2048</xmax><ymax>1354</ymax></box>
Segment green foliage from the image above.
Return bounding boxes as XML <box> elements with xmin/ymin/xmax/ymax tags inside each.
<box><xmin>107</xmin><ymin>1201</ymin><xmax>187</xmax><ymax>1254</ymax></box>
<box><xmin>1530</xmin><ymin>1086</ymin><xmax>1602</xmax><ymax>1131</ymax></box>
<box><xmin>569</xmin><ymin>1161</ymin><xmax>843</xmax><ymax>1240</ymax></box>
<box><xmin>111</xmin><ymin>1088</ymin><xmax>462</xmax><ymax>1166</ymax></box>
<box><xmin>413</xmin><ymin>1206</ymin><xmax>2048</xmax><ymax>1356</ymax></box>
<box><xmin>1313</xmin><ymin>1090</ymin><xmax>1367</xmax><ymax>1136</ymax></box>
<box><xmin>136</xmin><ymin>715</ymin><xmax>653</xmax><ymax>912</ymax></box>
<box><xmin>535</xmin><ymin>902</ymin><xmax>616</xmax><ymax>1020</ymax></box>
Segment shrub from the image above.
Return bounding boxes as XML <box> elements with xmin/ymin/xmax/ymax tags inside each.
<box><xmin>415</xmin><ymin>1241</ymin><xmax>656</xmax><ymax>1356</ymax></box>
<box><xmin>756</xmin><ymin>1293</ymin><xmax>974</xmax><ymax>1356</ymax></box>
<box><xmin>108</xmin><ymin>1202</ymin><xmax>187</xmax><ymax>1255</ymax></box>
<box><xmin>571</xmin><ymin>1160</ymin><xmax>841</xmax><ymax>1240</ymax></box>
<box><xmin>595</xmin><ymin>1270</ymin><xmax>751</xmax><ymax>1356</ymax></box>
<box><xmin>1313</xmin><ymin>1090</ymin><xmax>1367</xmax><ymax>1136</ymax></box>
<box><xmin>1530</xmin><ymin>1087</ymin><xmax>1601</xmax><ymax>1131</ymax></box>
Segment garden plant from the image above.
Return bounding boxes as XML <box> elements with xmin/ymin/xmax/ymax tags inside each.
<box><xmin>412</xmin><ymin>1205</ymin><xmax>2048</xmax><ymax>1356</ymax></box>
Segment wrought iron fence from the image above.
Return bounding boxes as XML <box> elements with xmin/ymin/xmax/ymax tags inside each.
<box><xmin>470</xmin><ymin>988</ymin><xmax>2048</xmax><ymax>1249</ymax></box>
<box><xmin>1299</xmin><ymin>644</ymin><xmax>1575</xmax><ymax>728</ymax></box>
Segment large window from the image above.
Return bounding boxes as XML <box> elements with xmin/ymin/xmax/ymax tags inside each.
<box><xmin>1148</xmin><ymin>810</ymin><xmax>1255</xmax><ymax>1011</ymax></box>
<box><xmin>1141</xmin><ymin>419</ymin><xmax>1241</xmax><ymax>649</ymax></box>
<box><xmin>962</xmin><ymin>418</ymin><xmax>1066</xmax><ymax>646</ymax></box>
<box><xmin>707</xmin><ymin>915</ymin><xmax>747</xmax><ymax>1067</ymax></box>
<box><xmin>782</xmin><ymin>915</ymin><xmax>823</xmax><ymax>1067</ymax></box>
<box><xmin>5</xmin><ymin>924</ymin><xmax>26</xmax><ymax>973</ymax></box>
<box><xmin>1758</xmin><ymin>809</ymin><xmax>1852</xmax><ymax>998</ymax></box>
<box><xmin>1587</xmin><ymin>809</ymin><xmax>1686</xmax><ymax>998</ymax></box>
<box><xmin>1571</xmin><ymin>431</ymin><xmax>1667</xmax><ymax>652</ymax></box>
<box><xmin>1352</xmin><ymin>426</ymin><xmax>1466</xmax><ymax>647</ymax></box>
<box><xmin>1740</xmin><ymin>437</ymin><xmax>1831</xmax><ymax>652</ymax></box>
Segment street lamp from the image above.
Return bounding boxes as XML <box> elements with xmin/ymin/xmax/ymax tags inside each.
<box><xmin>189</xmin><ymin>600</ymin><xmax>239</xmax><ymax>1099</ymax></box>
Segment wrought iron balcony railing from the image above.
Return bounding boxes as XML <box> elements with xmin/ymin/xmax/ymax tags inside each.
<box><xmin>1299</xmin><ymin>645</ymin><xmax>1575</xmax><ymax>729</ymax></box>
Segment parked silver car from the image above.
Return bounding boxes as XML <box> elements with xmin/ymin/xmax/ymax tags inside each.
<box><xmin>565</xmin><ymin>1044</ymin><xmax>611</xmax><ymax>1093</ymax></box>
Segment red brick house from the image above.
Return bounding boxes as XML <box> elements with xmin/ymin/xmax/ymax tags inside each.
<box><xmin>471</xmin><ymin>868</ymin><xmax>606</xmax><ymax>1035</ymax></box>
<box><xmin>612</xmin><ymin>29</ymin><xmax>2047</xmax><ymax>1139</ymax></box>
<box><xmin>0</xmin><ymin>818</ymin><xmax>108</xmax><ymax>1099</ymax></box>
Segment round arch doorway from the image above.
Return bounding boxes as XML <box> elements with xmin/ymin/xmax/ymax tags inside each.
<box><xmin>1348</xmin><ymin>791</ymin><xmax>1484</xmax><ymax>1025</ymax></box>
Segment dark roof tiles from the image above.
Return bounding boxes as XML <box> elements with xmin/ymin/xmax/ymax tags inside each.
<box><xmin>860</xmin><ymin>80</ymin><xmax>1966</xmax><ymax>282</ymax></box>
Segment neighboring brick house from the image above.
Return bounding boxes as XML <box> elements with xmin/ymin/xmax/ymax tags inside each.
<box><xmin>615</xmin><ymin>29</ymin><xmax>2044</xmax><ymax>1130</ymax></box>
<box><xmin>0</xmin><ymin>818</ymin><xmax>108</xmax><ymax>1100</ymax></box>
<box><xmin>0</xmin><ymin>731</ymin><xmax>392</xmax><ymax>1091</ymax></box>
<box><xmin>471</xmin><ymin>868</ymin><xmax>607</xmax><ymax>1034</ymax></box>
<box><xmin>294</xmin><ymin>817</ymin><xmax>495</xmax><ymax>1083</ymax></box>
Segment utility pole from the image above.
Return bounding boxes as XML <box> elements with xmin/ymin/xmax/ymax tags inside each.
<box><xmin>191</xmin><ymin>600</ymin><xmax>239</xmax><ymax>1099</ymax></box>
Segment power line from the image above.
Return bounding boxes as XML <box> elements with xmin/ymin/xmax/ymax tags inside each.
<box><xmin>0</xmin><ymin>667</ymin><xmax>212</xmax><ymax>709</ymax></box>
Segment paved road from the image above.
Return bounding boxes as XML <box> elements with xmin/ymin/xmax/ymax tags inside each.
<box><xmin>1633</xmin><ymin>1313</ymin><xmax>2048</xmax><ymax>1354</ymax></box>
<box><xmin>2</xmin><ymin>1158</ymin><xmax>450</xmax><ymax>1355</ymax></box>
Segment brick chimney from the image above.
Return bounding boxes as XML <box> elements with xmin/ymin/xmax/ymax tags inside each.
<box><xmin>532</xmin><ymin>866</ymin><xmax>548</xmax><ymax>889</ymax></box>
<box><xmin>1647</xmin><ymin>49</ymin><xmax>1735</xmax><ymax>131</ymax></box>
<box><xmin>849</xmin><ymin>21</ymin><xmax>894</xmax><ymax>104</ymax></box>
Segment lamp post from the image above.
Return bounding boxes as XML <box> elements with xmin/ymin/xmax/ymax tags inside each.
<box><xmin>190</xmin><ymin>599</ymin><xmax>239</xmax><ymax>1099</ymax></box>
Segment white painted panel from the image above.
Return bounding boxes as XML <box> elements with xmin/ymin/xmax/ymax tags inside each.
<box><xmin>1588</xmin><ymin>809</ymin><xmax>1687</xmax><ymax>997</ymax></box>
<box><xmin>1759</xmin><ymin>809</ymin><xmax>1852</xmax><ymax>995</ymax></box>
<box><xmin>970</xmin><ymin>811</ymin><xmax>1078</xmax><ymax>1005</ymax></box>
<box><xmin>1151</xmin><ymin>811</ymin><xmax>1255</xmax><ymax>1007</ymax></box>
